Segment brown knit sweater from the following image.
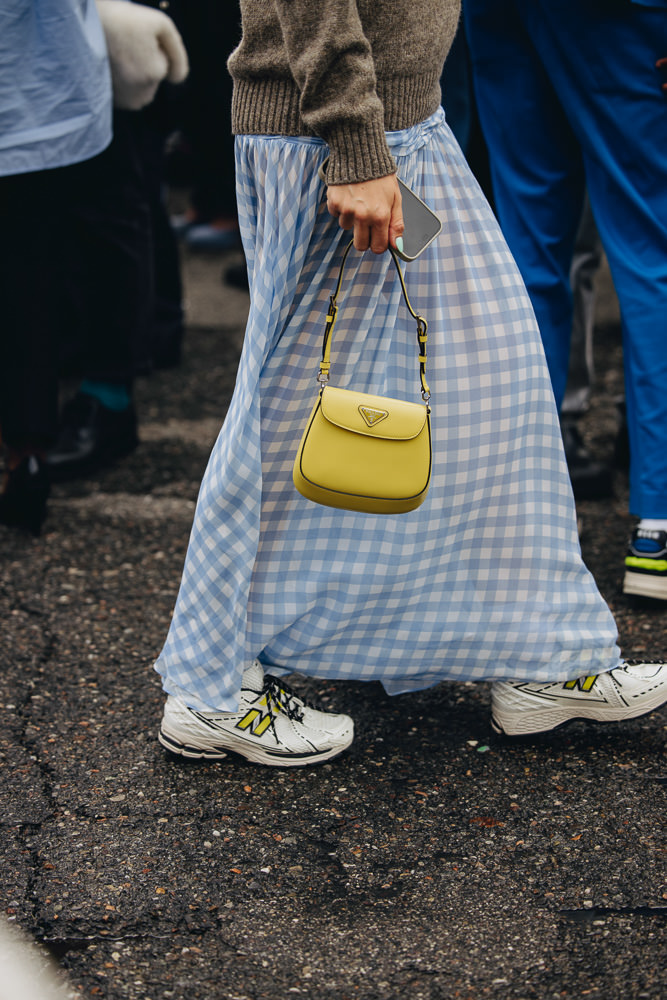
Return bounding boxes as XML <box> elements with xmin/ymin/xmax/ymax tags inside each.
<box><xmin>228</xmin><ymin>0</ymin><xmax>461</xmax><ymax>185</ymax></box>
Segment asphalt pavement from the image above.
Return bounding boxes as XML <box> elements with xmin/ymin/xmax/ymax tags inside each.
<box><xmin>1</xmin><ymin>247</ymin><xmax>665</xmax><ymax>1000</ymax></box>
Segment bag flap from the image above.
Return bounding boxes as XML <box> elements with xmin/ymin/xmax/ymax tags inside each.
<box><xmin>320</xmin><ymin>386</ymin><xmax>428</xmax><ymax>440</ymax></box>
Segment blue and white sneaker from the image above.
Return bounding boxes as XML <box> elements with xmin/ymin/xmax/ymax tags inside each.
<box><xmin>624</xmin><ymin>527</ymin><xmax>667</xmax><ymax>600</ymax></box>
<box><xmin>159</xmin><ymin>661</ymin><xmax>354</xmax><ymax>767</ymax></box>
<box><xmin>491</xmin><ymin>662</ymin><xmax>667</xmax><ymax>735</ymax></box>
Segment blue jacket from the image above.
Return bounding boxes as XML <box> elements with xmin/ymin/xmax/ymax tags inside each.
<box><xmin>0</xmin><ymin>0</ymin><xmax>112</xmax><ymax>176</ymax></box>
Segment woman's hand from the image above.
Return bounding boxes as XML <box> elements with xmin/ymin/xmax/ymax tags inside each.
<box><xmin>326</xmin><ymin>175</ymin><xmax>404</xmax><ymax>254</ymax></box>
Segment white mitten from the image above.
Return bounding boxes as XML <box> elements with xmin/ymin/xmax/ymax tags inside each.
<box><xmin>96</xmin><ymin>1</ymin><xmax>189</xmax><ymax>110</ymax></box>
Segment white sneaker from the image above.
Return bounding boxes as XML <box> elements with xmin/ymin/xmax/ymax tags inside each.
<box><xmin>491</xmin><ymin>661</ymin><xmax>667</xmax><ymax>736</ymax></box>
<box><xmin>158</xmin><ymin>661</ymin><xmax>354</xmax><ymax>767</ymax></box>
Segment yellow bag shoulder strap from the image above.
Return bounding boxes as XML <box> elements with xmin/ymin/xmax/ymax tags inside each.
<box><xmin>318</xmin><ymin>240</ymin><xmax>430</xmax><ymax>402</ymax></box>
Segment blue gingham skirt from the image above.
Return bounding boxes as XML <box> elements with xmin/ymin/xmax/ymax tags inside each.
<box><xmin>155</xmin><ymin>108</ymin><xmax>620</xmax><ymax>712</ymax></box>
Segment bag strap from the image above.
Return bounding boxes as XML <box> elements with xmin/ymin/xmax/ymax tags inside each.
<box><xmin>317</xmin><ymin>239</ymin><xmax>430</xmax><ymax>403</ymax></box>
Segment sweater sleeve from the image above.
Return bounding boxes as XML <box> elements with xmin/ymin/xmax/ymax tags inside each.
<box><xmin>273</xmin><ymin>0</ymin><xmax>396</xmax><ymax>184</ymax></box>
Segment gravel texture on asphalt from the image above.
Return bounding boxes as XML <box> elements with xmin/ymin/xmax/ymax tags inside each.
<box><xmin>1</xmin><ymin>251</ymin><xmax>665</xmax><ymax>1000</ymax></box>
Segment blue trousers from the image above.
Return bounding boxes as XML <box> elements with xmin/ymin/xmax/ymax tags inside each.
<box><xmin>465</xmin><ymin>0</ymin><xmax>667</xmax><ymax>517</ymax></box>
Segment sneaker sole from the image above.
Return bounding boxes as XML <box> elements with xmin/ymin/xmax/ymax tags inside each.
<box><xmin>491</xmin><ymin>696</ymin><xmax>667</xmax><ymax>736</ymax></box>
<box><xmin>158</xmin><ymin>727</ymin><xmax>353</xmax><ymax>768</ymax></box>
<box><xmin>623</xmin><ymin>569</ymin><xmax>667</xmax><ymax>600</ymax></box>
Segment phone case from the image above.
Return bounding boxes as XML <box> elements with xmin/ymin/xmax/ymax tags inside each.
<box><xmin>394</xmin><ymin>178</ymin><xmax>442</xmax><ymax>261</ymax></box>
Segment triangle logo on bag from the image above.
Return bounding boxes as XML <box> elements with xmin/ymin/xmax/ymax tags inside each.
<box><xmin>359</xmin><ymin>405</ymin><xmax>389</xmax><ymax>428</ymax></box>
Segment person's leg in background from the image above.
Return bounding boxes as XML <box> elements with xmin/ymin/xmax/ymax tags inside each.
<box><xmin>0</xmin><ymin>170</ymin><xmax>59</xmax><ymax>533</ymax></box>
<box><xmin>562</xmin><ymin>197</ymin><xmax>601</xmax><ymax>421</ymax></box>
<box><xmin>516</xmin><ymin>0</ymin><xmax>667</xmax><ymax>598</ymax></box>
<box><xmin>464</xmin><ymin>0</ymin><xmax>594</xmax><ymax>502</ymax></box>
<box><xmin>47</xmin><ymin>110</ymin><xmax>149</xmax><ymax>481</ymax></box>
<box><xmin>138</xmin><ymin>80</ymin><xmax>186</xmax><ymax>370</ymax></box>
<box><xmin>560</xmin><ymin>195</ymin><xmax>614</xmax><ymax>500</ymax></box>
<box><xmin>173</xmin><ymin>1</ymin><xmax>241</xmax><ymax>253</ymax></box>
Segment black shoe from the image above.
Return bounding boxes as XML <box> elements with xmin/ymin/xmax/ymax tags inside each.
<box><xmin>0</xmin><ymin>455</ymin><xmax>50</xmax><ymax>536</ymax></box>
<box><xmin>46</xmin><ymin>393</ymin><xmax>139</xmax><ymax>482</ymax></box>
<box><xmin>561</xmin><ymin>419</ymin><xmax>613</xmax><ymax>501</ymax></box>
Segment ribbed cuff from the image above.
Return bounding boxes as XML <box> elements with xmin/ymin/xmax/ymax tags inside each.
<box><xmin>231</xmin><ymin>78</ymin><xmax>303</xmax><ymax>137</ymax></box>
<box><xmin>321</xmin><ymin>120</ymin><xmax>396</xmax><ymax>185</ymax></box>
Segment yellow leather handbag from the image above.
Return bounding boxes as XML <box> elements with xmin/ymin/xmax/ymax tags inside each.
<box><xmin>293</xmin><ymin>240</ymin><xmax>432</xmax><ymax>514</ymax></box>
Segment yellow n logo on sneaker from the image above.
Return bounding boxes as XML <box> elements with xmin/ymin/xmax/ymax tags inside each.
<box><xmin>236</xmin><ymin>697</ymin><xmax>275</xmax><ymax>737</ymax></box>
<box><xmin>359</xmin><ymin>405</ymin><xmax>388</xmax><ymax>428</ymax></box>
<box><xmin>563</xmin><ymin>676</ymin><xmax>597</xmax><ymax>692</ymax></box>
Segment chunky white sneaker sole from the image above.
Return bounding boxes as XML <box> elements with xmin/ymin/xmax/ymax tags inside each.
<box><xmin>158</xmin><ymin>662</ymin><xmax>354</xmax><ymax>767</ymax></box>
<box><xmin>624</xmin><ymin>527</ymin><xmax>667</xmax><ymax>600</ymax></box>
<box><xmin>623</xmin><ymin>569</ymin><xmax>667</xmax><ymax>600</ymax></box>
<box><xmin>491</xmin><ymin>661</ymin><xmax>667</xmax><ymax>736</ymax></box>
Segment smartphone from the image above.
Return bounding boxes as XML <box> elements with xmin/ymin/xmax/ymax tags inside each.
<box><xmin>318</xmin><ymin>157</ymin><xmax>442</xmax><ymax>261</ymax></box>
<box><xmin>394</xmin><ymin>176</ymin><xmax>442</xmax><ymax>261</ymax></box>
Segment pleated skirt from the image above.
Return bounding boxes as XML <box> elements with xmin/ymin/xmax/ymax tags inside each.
<box><xmin>155</xmin><ymin>108</ymin><xmax>620</xmax><ymax>712</ymax></box>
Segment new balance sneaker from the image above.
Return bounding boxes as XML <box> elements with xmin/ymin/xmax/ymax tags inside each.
<box><xmin>624</xmin><ymin>527</ymin><xmax>667</xmax><ymax>600</ymax></box>
<box><xmin>491</xmin><ymin>662</ymin><xmax>667</xmax><ymax>736</ymax></box>
<box><xmin>158</xmin><ymin>661</ymin><xmax>354</xmax><ymax>767</ymax></box>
